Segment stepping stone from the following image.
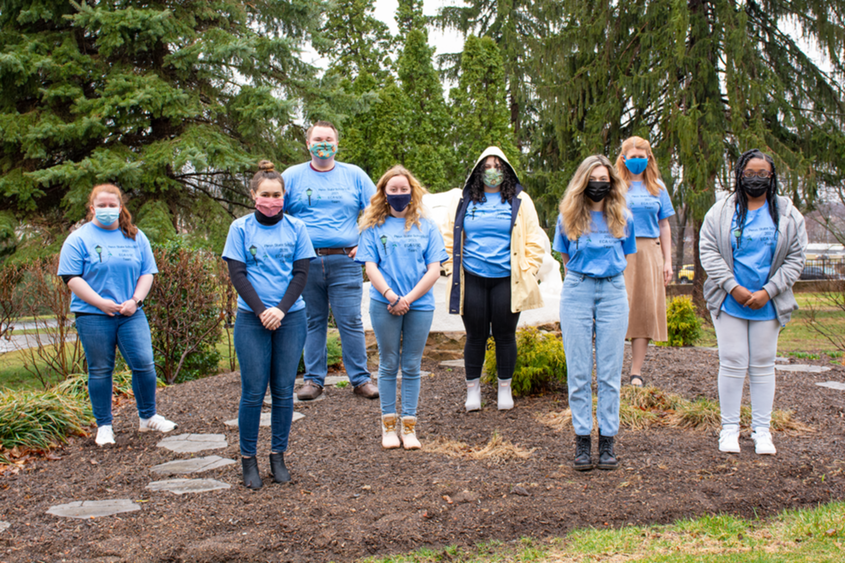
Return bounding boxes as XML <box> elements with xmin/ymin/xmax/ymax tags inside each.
<box><xmin>157</xmin><ymin>434</ymin><xmax>227</xmax><ymax>454</ymax></box>
<box><xmin>146</xmin><ymin>479</ymin><xmax>231</xmax><ymax>495</ymax></box>
<box><xmin>47</xmin><ymin>500</ymin><xmax>140</xmax><ymax>519</ymax></box>
<box><xmin>0</xmin><ymin>521</ymin><xmax>8</xmax><ymax>533</ymax></box>
<box><xmin>150</xmin><ymin>456</ymin><xmax>235</xmax><ymax>476</ymax></box>
<box><xmin>224</xmin><ymin>412</ymin><xmax>304</xmax><ymax>428</ymax></box>
<box><xmin>266</xmin><ymin>393</ymin><xmax>325</xmax><ymax>405</ymax></box>
<box><xmin>324</xmin><ymin>375</ymin><xmax>348</xmax><ymax>386</ymax></box>
<box><xmin>372</xmin><ymin>370</ymin><xmax>431</xmax><ymax>380</ymax></box>
<box><xmin>816</xmin><ymin>381</ymin><xmax>845</xmax><ymax>391</ymax></box>
<box><xmin>774</xmin><ymin>356</ymin><xmax>789</xmax><ymax>363</ymax></box>
<box><xmin>775</xmin><ymin>364</ymin><xmax>832</xmax><ymax>373</ymax></box>
<box><xmin>440</xmin><ymin>359</ymin><xmax>465</xmax><ymax>368</ymax></box>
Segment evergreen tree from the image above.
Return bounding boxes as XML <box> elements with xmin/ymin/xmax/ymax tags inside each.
<box><xmin>317</xmin><ymin>0</ymin><xmax>394</xmax><ymax>80</ymax></box>
<box><xmin>0</xmin><ymin>0</ymin><xmax>328</xmax><ymax>258</ymax></box>
<box><xmin>450</xmin><ymin>36</ymin><xmax>519</xmax><ymax>176</ymax></box>
<box><xmin>534</xmin><ymin>1</ymin><xmax>845</xmax><ymax>305</ymax></box>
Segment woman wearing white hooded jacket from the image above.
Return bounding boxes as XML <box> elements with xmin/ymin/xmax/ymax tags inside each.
<box><xmin>443</xmin><ymin>147</ymin><xmax>546</xmax><ymax>412</ymax></box>
<box><xmin>700</xmin><ymin>149</ymin><xmax>807</xmax><ymax>456</ymax></box>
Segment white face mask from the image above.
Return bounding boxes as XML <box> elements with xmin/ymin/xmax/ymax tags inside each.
<box><xmin>95</xmin><ymin>207</ymin><xmax>120</xmax><ymax>226</ymax></box>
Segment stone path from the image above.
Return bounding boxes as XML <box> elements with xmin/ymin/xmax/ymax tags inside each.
<box><xmin>47</xmin><ymin>500</ymin><xmax>140</xmax><ymax>519</ymax></box>
<box><xmin>0</xmin><ymin>521</ymin><xmax>9</xmax><ymax>533</ymax></box>
<box><xmin>224</xmin><ymin>412</ymin><xmax>304</xmax><ymax>428</ymax></box>
<box><xmin>775</xmin><ymin>364</ymin><xmax>832</xmax><ymax>373</ymax></box>
<box><xmin>151</xmin><ymin>455</ymin><xmax>234</xmax><ymax>476</ymax></box>
<box><xmin>440</xmin><ymin>359</ymin><xmax>465</xmax><ymax>368</ymax></box>
<box><xmin>816</xmin><ymin>381</ymin><xmax>845</xmax><ymax>391</ymax></box>
<box><xmin>146</xmin><ymin>479</ymin><xmax>231</xmax><ymax>495</ymax></box>
<box><xmin>157</xmin><ymin>433</ymin><xmax>228</xmax><ymax>454</ymax></box>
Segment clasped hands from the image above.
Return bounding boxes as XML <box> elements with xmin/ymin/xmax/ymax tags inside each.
<box><xmin>384</xmin><ymin>290</ymin><xmax>410</xmax><ymax>316</ymax></box>
<box><xmin>730</xmin><ymin>286</ymin><xmax>770</xmax><ymax>310</ymax></box>
<box><xmin>259</xmin><ymin>307</ymin><xmax>285</xmax><ymax>330</ymax></box>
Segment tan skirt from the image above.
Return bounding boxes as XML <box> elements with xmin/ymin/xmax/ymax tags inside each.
<box><xmin>624</xmin><ymin>237</ymin><xmax>668</xmax><ymax>341</ymax></box>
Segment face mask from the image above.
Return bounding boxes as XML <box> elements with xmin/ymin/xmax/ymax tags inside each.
<box><xmin>482</xmin><ymin>168</ymin><xmax>504</xmax><ymax>188</ymax></box>
<box><xmin>741</xmin><ymin>176</ymin><xmax>770</xmax><ymax>198</ymax></box>
<box><xmin>95</xmin><ymin>208</ymin><xmax>120</xmax><ymax>226</ymax></box>
<box><xmin>309</xmin><ymin>141</ymin><xmax>337</xmax><ymax>160</ymax></box>
<box><xmin>386</xmin><ymin>193</ymin><xmax>412</xmax><ymax>212</ymax></box>
<box><xmin>624</xmin><ymin>157</ymin><xmax>649</xmax><ymax>176</ymax></box>
<box><xmin>255</xmin><ymin>197</ymin><xmax>284</xmax><ymax>217</ymax></box>
<box><xmin>585</xmin><ymin>181</ymin><xmax>612</xmax><ymax>202</ymax></box>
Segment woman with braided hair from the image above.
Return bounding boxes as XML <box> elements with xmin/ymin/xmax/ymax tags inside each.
<box><xmin>700</xmin><ymin>149</ymin><xmax>807</xmax><ymax>455</ymax></box>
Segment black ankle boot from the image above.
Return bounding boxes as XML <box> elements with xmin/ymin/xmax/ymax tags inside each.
<box><xmin>269</xmin><ymin>452</ymin><xmax>291</xmax><ymax>483</ymax></box>
<box><xmin>242</xmin><ymin>456</ymin><xmax>263</xmax><ymax>489</ymax></box>
<box><xmin>573</xmin><ymin>435</ymin><xmax>593</xmax><ymax>471</ymax></box>
<box><xmin>597</xmin><ymin>435</ymin><xmax>618</xmax><ymax>470</ymax></box>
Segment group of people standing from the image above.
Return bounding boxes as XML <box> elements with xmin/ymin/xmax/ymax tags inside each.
<box><xmin>58</xmin><ymin>120</ymin><xmax>806</xmax><ymax>488</ymax></box>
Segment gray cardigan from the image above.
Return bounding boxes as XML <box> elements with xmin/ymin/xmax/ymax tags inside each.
<box><xmin>699</xmin><ymin>194</ymin><xmax>807</xmax><ymax>326</ymax></box>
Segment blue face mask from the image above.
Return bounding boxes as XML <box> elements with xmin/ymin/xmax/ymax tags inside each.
<box><xmin>624</xmin><ymin>157</ymin><xmax>649</xmax><ymax>176</ymax></box>
<box><xmin>95</xmin><ymin>208</ymin><xmax>121</xmax><ymax>226</ymax></box>
<box><xmin>387</xmin><ymin>193</ymin><xmax>412</xmax><ymax>212</ymax></box>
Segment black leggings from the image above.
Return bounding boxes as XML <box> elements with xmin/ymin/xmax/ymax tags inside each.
<box><xmin>461</xmin><ymin>270</ymin><xmax>521</xmax><ymax>381</ymax></box>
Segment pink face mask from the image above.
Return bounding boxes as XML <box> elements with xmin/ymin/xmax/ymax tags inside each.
<box><xmin>255</xmin><ymin>196</ymin><xmax>284</xmax><ymax>217</ymax></box>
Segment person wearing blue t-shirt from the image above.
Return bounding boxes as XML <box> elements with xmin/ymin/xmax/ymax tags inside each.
<box><xmin>615</xmin><ymin>136</ymin><xmax>676</xmax><ymax>387</ymax></box>
<box><xmin>554</xmin><ymin>155</ymin><xmax>637</xmax><ymax>472</ymax></box>
<box><xmin>283</xmin><ymin>121</ymin><xmax>379</xmax><ymax>402</ymax></box>
<box><xmin>700</xmin><ymin>150</ymin><xmax>807</xmax><ymax>456</ymax></box>
<box><xmin>58</xmin><ymin>184</ymin><xmax>177</xmax><ymax>448</ymax></box>
<box><xmin>356</xmin><ymin>166</ymin><xmax>448</xmax><ymax>450</ymax></box>
<box><xmin>223</xmin><ymin>161</ymin><xmax>317</xmax><ymax>489</ymax></box>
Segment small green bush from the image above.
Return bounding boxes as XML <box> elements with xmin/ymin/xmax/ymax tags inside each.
<box><xmin>661</xmin><ymin>296</ymin><xmax>702</xmax><ymax>347</ymax></box>
<box><xmin>297</xmin><ymin>332</ymin><xmax>343</xmax><ymax>374</ymax></box>
<box><xmin>483</xmin><ymin>327</ymin><xmax>566</xmax><ymax>396</ymax></box>
<box><xmin>0</xmin><ymin>388</ymin><xmax>92</xmax><ymax>453</ymax></box>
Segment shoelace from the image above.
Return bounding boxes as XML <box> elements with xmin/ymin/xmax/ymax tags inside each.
<box><xmin>383</xmin><ymin>420</ymin><xmax>397</xmax><ymax>432</ymax></box>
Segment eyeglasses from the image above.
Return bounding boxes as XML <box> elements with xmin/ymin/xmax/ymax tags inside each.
<box><xmin>742</xmin><ymin>170</ymin><xmax>773</xmax><ymax>179</ymax></box>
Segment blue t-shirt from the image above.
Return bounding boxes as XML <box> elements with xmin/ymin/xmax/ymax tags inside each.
<box><xmin>626</xmin><ymin>181</ymin><xmax>675</xmax><ymax>239</ymax></box>
<box><xmin>553</xmin><ymin>211</ymin><xmax>637</xmax><ymax>278</ymax></box>
<box><xmin>462</xmin><ymin>195</ymin><xmax>512</xmax><ymax>278</ymax></box>
<box><xmin>721</xmin><ymin>203</ymin><xmax>778</xmax><ymax>321</ymax></box>
<box><xmin>356</xmin><ymin>217</ymin><xmax>448</xmax><ymax>311</ymax></box>
<box><xmin>282</xmin><ymin>161</ymin><xmax>376</xmax><ymax>248</ymax></box>
<box><xmin>58</xmin><ymin>223</ymin><xmax>158</xmax><ymax>315</ymax></box>
<box><xmin>222</xmin><ymin>213</ymin><xmax>316</xmax><ymax>313</ymax></box>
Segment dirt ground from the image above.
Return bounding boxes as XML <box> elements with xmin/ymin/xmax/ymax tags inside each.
<box><xmin>2</xmin><ymin>346</ymin><xmax>844</xmax><ymax>563</ymax></box>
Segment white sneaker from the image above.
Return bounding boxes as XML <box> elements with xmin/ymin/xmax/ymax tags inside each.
<box><xmin>718</xmin><ymin>425</ymin><xmax>740</xmax><ymax>453</ymax></box>
<box><xmin>497</xmin><ymin>379</ymin><xmax>514</xmax><ymax>410</ymax></box>
<box><xmin>751</xmin><ymin>427</ymin><xmax>777</xmax><ymax>455</ymax></box>
<box><xmin>139</xmin><ymin>414</ymin><xmax>178</xmax><ymax>433</ymax></box>
<box><xmin>96</xmin><ymin>425</ymin><xmax>115</xmax><ymax>446</ymax></box>
<box><xmin>465</xmin><ymin>380</ymin><xmax>481</xmax><ymax>412</ymax></box>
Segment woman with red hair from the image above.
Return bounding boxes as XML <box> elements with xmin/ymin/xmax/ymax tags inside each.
<box><xmin>58</xmin><ymin>184</ymin><xmax>177</xmax><ymax>447</ymax></box>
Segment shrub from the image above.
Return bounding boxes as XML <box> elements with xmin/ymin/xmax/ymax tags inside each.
<box><xmin>483</xmin><ymin>326</ymin><xmax>566</xmax><ymax>396</ymax></box>
<box><xmin>0</xmin><ymin>262</ymin><xmax>22</xmax><ymax>341</ymax></box>
<box><xmin>662</xmin><ymin>296</ymin><xmax>702</xmax><ymax>347</ymax></box>
<box><xmin>0</xmin><ymin>388</ymin><xmax>91</xmax><ymax>453</ymax></box>
<box><xmin>146</xmin><ymin>239</ymin><xmax>223</xmax><ymax>384</ymax></box>
<box><xmin>297</xmin><ymin>332</ymin><xmax>343</xmax><ymax>374</ymax></box>
<box><xmin>56</xmin><ymin>370</ymin><xmax>165</xmax><ymax>401</ymax></box>
<box><xmin>805</xmin><ymin>280</ymin><xmax>845</xmax><ymax>354</ymax></box>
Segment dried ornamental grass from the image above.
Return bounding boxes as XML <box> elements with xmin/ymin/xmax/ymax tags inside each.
<box><xmin>424</xmin><ymin>431</ymin><xmax>535</xmax><ymax>462</ymax></box>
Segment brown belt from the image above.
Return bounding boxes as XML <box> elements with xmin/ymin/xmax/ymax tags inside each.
<box><xmin>314</xmin><ymin>247</ymin><xmax>355</xmax><ymax>256</ymax></box>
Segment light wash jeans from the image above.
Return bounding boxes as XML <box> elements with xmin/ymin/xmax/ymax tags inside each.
<box><xmin>370</xmin><ymin>302</ymin><xmax>434</xmax><ymax>418</ymax></box>
<box><xmin>302</xmin><ymin>254</ymin><xmax>371</xmax><ymax>387</ymax></box>
<box><xmin>560</xmin><ymin>273</ymin><xmax>629</xmax><ymax>437</ymax></box>
<box><xmin>75</xmin><ymin>310</ymin><xmax>158</xmax><ymax>427</ymax></box>
<box><xmin>234</xmin><ymin>308</ymin><xmax>307</xmax><ymax>457</ymax></box>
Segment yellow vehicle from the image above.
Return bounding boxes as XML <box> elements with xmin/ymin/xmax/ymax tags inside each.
<box><xmin>678</xmin><ymin>264</ymin><xmax>694</xmax><ymax>283</ymax></box>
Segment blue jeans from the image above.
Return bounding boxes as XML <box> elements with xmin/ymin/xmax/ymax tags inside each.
<box><xmin>234</xmin><ymin>308</ymin><xmax>307</xmax><ymax>457</ymax></box>
<box><xmin>75</xmin><ymin>310</ymin><xmax>158</xmax><ymax>427</ymax></box>
<box><xmin>370</xmin><ymin>303</ymin><xmax>434</xmax><ymax>418</ymax></box>
<box><xmin>560</xmin><ymin>273</ymin><xmax>629</xmax><ymax>437</ymax></box>
<box><xmin>302</xmin><ymin>254</ymin><xmax>370</xmax><ymax>387</ymax></box>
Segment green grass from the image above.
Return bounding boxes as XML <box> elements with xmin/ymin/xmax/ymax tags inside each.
<box><xmin>357</xmin><ymin>501</ymin><xmax>845</xmax><ymax>562</ymax></box>
<box><xmin>0</xmin><ymin>387</ymin><xmax>92</xmax><ymax>457</ymax></box>
<box><xmin>0</xmin><ymin>347</ymin><xmax>63</xmax><ymax>390</ymax></box>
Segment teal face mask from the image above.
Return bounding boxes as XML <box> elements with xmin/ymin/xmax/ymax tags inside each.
<box><xmin>482</xmin><ymin>168</ymin><xmax>504</xmax><ymax>188</ymax></box>
<box><xmin>95</xmin><ymin>208</ymin><xmax>120</xmax><ymax>226</ymax></box>
<box><xmin>309</xmin><ymin>142</ymin><xmax>337</xmax><ymax>160</ymax></box>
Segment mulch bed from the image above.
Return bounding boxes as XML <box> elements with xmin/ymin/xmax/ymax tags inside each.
<box><xmin>2</xmin><ymin>347</ymin><xmax>844</xmax><ymax>563</ymax></box>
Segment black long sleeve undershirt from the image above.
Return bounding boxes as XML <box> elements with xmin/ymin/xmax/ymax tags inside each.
<box><xmin>227</xmin><ymin>258</ymin><xmax>310</xmax><ymax>316</ymax></box>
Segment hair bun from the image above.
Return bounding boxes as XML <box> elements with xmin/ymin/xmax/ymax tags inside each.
<box><xmin>258</xmin><ymin>160</ymin><xmax>275</xmax><ymax>172</ymax></box>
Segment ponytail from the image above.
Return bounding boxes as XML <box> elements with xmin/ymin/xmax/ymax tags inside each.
<box><xmin>87</xmin><ymin>184</ymin><xmax>139</xmax><ymax>240</ymax></box>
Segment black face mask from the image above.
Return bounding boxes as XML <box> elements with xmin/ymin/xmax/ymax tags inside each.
<box><xmin>585</xmin><ymin>181</ymin><xmax>612</xmax><ymax>202</ymax></box>
<box><xmin>742</xmin><ymin>176</ymin><xmax>770</xmax><ymax>198</ymax></box>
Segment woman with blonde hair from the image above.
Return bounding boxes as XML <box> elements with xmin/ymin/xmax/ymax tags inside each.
<box><xmin>357</xmin><ymin>166</ymin><xmax>447</xmax><ymax>449</ymax></box>
<box><xmin>554</xmin><ymin>155</ymin><xmax>637</xmax><ymax>471</ymax></box>
<box><xmin>615</xmin><ymin>136</ymin><xmax>675</xmax><ymax>387</ymax></box>
<box><xmin>58</xmin><ymin>184</ymin><xmax>177</xmax><ymax>447</ymax></box>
